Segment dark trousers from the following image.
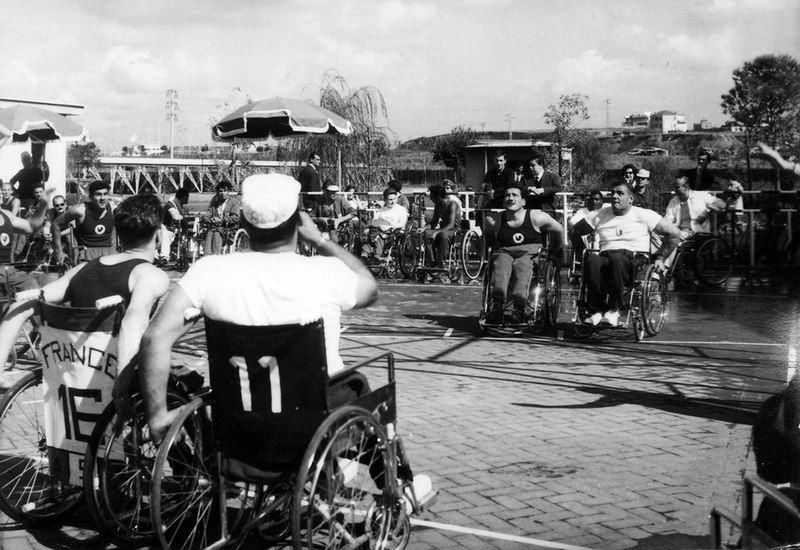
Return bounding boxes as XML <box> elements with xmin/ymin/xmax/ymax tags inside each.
<box><xmin>425</xmin><ymin>229</ymin><xmax>455</xmax><ymax>267</ymax></box>
<box><xmin>584</xmin><ymin>250</ymin><xmax>636</xmax><ymax>312</ymax></box>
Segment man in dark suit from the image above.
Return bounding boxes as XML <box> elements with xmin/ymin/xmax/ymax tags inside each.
<box><xmin>526</xmin><ymin>156</ymin><xmax>562</xmax><ymax>212</ymax></box>
<box><xmin>481</xmin><ymin>150</ymin><xmax>514</xmax><ymax>210</ymax></box>
<box><xmin>297</xmin><ymin>151</ymin><xmax>322</xmax><ymax>210</ymax></box>
<box><xmin>684</xmin><ymin>149</ymin><xmax>721</xmax><ymax>191</ymax></box>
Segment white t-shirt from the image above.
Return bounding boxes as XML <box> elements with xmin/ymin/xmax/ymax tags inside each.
<box><xmin>178</xmin><ymin>251</ymin><xmax>359</xmax><ymax>374</ymax></box>
<box><xmin>584</xmin><ymin>205</ymin><xmax>662</xmax><ymax>253</ymax></box>
<box><xmin>371</xmin><ymin>203</ymin><xmax>408</xmax><ymax>230</ymax></box>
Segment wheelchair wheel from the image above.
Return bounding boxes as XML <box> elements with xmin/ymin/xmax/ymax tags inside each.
<box><xmin>9</xmin><ymin>317</ymin><xmax>40</xmax><ymax>370</ymax></box>
<box><xmin>83</xmin><ymin>386</ymin><xmax>190</xmax><ymax>545</ymax></box>
<box><xmin>641</xmin><ymin>265</ymin><xmax>667</xmax><ymax>337</ymax></box>
<box><xmin>694</xmin><ymin>237</ymin><xmax>733</xmax><ymax>286</ymax></box>
<box><xmin>398</xmin><ymin>236</ymin><xmax>418</xmax><ymax>279</ymax></box>
<box><xmin>150</xmin><ymin>396</ymin><xmax>263</xmax><ymax>550</ymax></box>
<box><xmin>0</xmin><ymin>369</ymin><xmax>83</xmax><ymax>524</ymax></box>
<box><xmin>232</xmin><ymin>228</ymin><xmax>249</xmax><ymax>252</ymax></box>
<box><xmin>292</xmin><ymin>405</ymin><xmax>404</xmax><ymax>550</ymax></box>
<box><xmin>544</xmin><ymin>260</ymin><xmax>561</xmax><ymax>329</ymax></box>
<box><xmin>461</xmin><ymin>229</ymin><xmax>484</xmax><ymax>281</ymax></box>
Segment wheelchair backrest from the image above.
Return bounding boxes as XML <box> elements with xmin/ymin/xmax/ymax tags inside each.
<box><xmin>204</xmin><ymin>317</ymin><xmax>330</xmax><ymax>467</ymax></box>
<box><xmin>37</xmin><ymin>300</ymin><xmax>126</xmax><ymax>486</ymax></box>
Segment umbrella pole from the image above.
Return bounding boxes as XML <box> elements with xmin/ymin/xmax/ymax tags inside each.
<box><xmin>337</xmin><ymin>146</ymin><xmax>342</xmax><ymax>188</ymax></box>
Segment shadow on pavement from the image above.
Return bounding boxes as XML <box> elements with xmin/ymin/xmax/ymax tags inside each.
<box><xmin>512</xmin><ymin>383</ymin><xmax>761</xmax><ymax>425</ymax></box>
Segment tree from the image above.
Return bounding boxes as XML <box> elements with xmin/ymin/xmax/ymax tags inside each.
<box><xmin>543</xmin><ymin>93</ymin><xmax>590</xmax><ymax>183</ymax></box>
<box><xmin>311</xmin><ymin>70</ymin><xmax>394</xmax><ymax>190</ymax></box>
<box><xmin>430</xmin><ymin>126</ymin><xmax>478</xmax><ymax>183</ymax></box>
<box><xmin>68</xmin><ymin>141</ymin><xmax>100</xmax><ymax>178</ymax></box>
<box><xmin>721</xmin><ymin>54</ymin><xmax>800</xmax><ymax>187</ymax></box>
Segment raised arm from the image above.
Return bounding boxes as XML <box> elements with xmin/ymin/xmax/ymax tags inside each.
<box><xmin>759</xmin><ymin>142</ymin><xmax>800</xmax><ymax>176</ymax></box>
<box><xmin>51</xmin><ymin>203</ymin><xmax>85</xmax><ymax>261</ymax></box>
<box><xmin>11</xmin><ymin>196</ymin><xmax>49</xmax><ymax>235</ymax></box>
<box><xmin>298</xmin><ymin>211</ymin><xmax>377</xmax><ymax>308</ymax></box>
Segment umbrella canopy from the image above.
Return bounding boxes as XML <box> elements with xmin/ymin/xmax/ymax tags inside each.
<box><xmin>0</xmin><ymin>104</ymin><xmax>88</xmax><ymax>144</ymax></box>
<box><xmin>212</xmin><ymin>97</ymin><xmax>353</xmax><ymax>141</ymax></box>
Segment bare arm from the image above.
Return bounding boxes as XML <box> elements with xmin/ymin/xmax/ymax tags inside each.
<box><xmin>298</xmin><ymin>211</ymin><xmax>377</xmax><ymax>308</ymax></box>
<box><xmin>113</xmin><ymin>265</ymin><xmax>170</xmax><ymax>414</ymax></box>
<box><xmin>532</xmin><ymin>211</ymin><xmax>563</xmax><ymax>253</ymax></box>
<box><xmin>140</xmin><ymin>286</ymin><xmax>195</xmax><ymax>443</ymax></box>
<box><xmin>438</xmin><ymin>202</ymin><xmax>459</xmax><ymax>232</ymax></box>
<box><xmin>51</xmin><ymin>204</ymin><xmax>85</xmax><ymax>260</ymax></box>
<box><xmin>759</xmin><ymin>142</ymin><xmax>800</xmax><ymax>176</ymax></box>
<box><xmin>11</xmin><ymin>197</ymin><xmax>49</xmax><ymax>235</ymax></box>
<box><xmin>652</xmin><ymin>218</ymin><xmax>681</xmax><ymax>272</ymax></box>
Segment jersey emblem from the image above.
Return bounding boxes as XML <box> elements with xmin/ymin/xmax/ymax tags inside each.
<box><xmin>95</xmin><ymin>225</ymin><xmax>107</xmax><ymax>235</ymax></box>
<box><xmin>512</xmin><ymin>232</ymin><xmax>524</xmax><ymax>244</ymax></box>
<box><xmin>0</xmin><ymin>233</ymin><xmax>9</xmax><ymax>247</ymax></box>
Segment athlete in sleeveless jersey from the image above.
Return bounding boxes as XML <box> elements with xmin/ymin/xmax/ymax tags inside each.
<box><xmin>51</xmin><ymin>179</ymin><xmax>116</xmax><ymax>264</ymax></box>
<box><xmin>0</xmin><ymin>195</ymin><xmax>169</xmax><ymax>402</ymax></box>
<box><xmin>483</xmin><ymin>183</ymin><xmax>562</xmax><ymax>323</ymax></box>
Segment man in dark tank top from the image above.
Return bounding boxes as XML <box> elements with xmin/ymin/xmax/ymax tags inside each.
<box><xmin>51</xmin><ymin>179</ymin><xmax>117</xmax><ymax>263</ymax></box>
<box><xmin>483</xmin><ymin>183</ymin><xmax>563</xmax><ymax>324</ymax></box>
<box><xmin>0</xmin><ymin>195</ymin><xmax>169</xmax><ymax>408</ymax></box>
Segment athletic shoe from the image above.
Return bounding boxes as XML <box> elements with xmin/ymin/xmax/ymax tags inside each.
<box><xmin>584</xmin><ymin>312</ymin><xmax>603</xmax><ymax>326</ymax></box>
<box><xmin>601</xmin><ymin>310</ymin><xmax>620</xmax><ymax>326</ymax></box>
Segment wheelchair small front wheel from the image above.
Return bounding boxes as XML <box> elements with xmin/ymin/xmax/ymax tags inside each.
<box><xmin>573</xmin><ymin>324</ymin><xmax>593</xmax><ymax>339</ymax></box>
<box><xmin>633</xmin><ymin>317</ymin><xmax>645</xmax><ymax>342</ymax></box>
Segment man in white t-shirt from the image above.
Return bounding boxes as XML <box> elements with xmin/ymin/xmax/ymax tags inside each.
<box><xmin>362</xmin><ymin>187</ymin><xmax>409</xmax><ymax>260</ymax></box>
<box><xmin>664</xmin><ymin>177</ymin><xmax>726</xmax><ymax>239</ymax></box>
<box><xmin>139</xmin><ymin>173</ymin><xmax>379</xmax><ymax>442</ymax></box>
<box><xmin>574</xmin><ymin>181</ymin><xmax>679</xmax><ymax>327</ymax></box>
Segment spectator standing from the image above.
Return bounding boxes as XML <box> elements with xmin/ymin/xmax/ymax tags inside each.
<box><xmin>621</xmin><ymin>164</ymin><xmax>637</xmax><ymax>187</ymax></box>
<box><xmin>685</xmin><ymin>149</ymin><xmax>722</xmax><ymax>191</ymax></box>
<box><xmin>481</xmin><ymin>151</ymin><xmax>515</xmax><ymax>211</ymax></box>
<box><xmin>9</xmin><ymin>151</ymin><xmax>44</xmax><ymax>208</ymax></box>
<box><xmin>526</xmin><ymin>156</ymin><xmax>562</xmax><ymax>212</ymax></box>
<box><xmin>298</xmin><ymin>151</ymin><xmax>322</xmax><ymax>210</ymax></box>
<box><xmin>52</xmin><ymin>179</ymin><xmax>116</xmax><ymax>263</ymax></box>
<box><xmin>632</xmin><ymin>169</ymin><xmax>661</xmax><ymax>212</ymax></box>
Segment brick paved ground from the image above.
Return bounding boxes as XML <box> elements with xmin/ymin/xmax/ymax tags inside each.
<box><xmin>0</xmin><ymin>274</ymin><xmax>795</xmax><ymax>549</ymax></box>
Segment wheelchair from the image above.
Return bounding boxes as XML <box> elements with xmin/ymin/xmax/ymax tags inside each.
<box><xmin>148</xmin><ymin>315</ymin><xmax>433</xmax><ymax>550</ymax></box>
<box><xmin>0</xmin><ymin>293</ymin><xmax>194</xmax><ymax>545</ymax></box>
<box><xmin>571</xmin><ymin>250</ymin><xmax>668</xmax><ymax>341</ymax></box>
<box><xmin>400</xmin><ymin>225</ymin><xmax>484</xmax><ymax>283</ymax></box>
<box><xmin>478</xmin><ymin>245</ymin><xmax>561</xmax><ymax>335</ymax></box>
<box><xmin>361</xmin><ymin>226</ymin><xmax>406</xmax><ymax>279</ymax></box>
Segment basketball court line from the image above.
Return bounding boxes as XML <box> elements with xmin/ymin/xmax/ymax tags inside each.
<box><xmin>411</xmin><ymin>518</ymin><xmax>592</xmax><ymax>549</ymax></box>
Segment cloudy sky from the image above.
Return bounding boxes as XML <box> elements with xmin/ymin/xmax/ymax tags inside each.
<box><xmin>2</xmin><ymin>0</ymin><xmax>798</xmax><ymax>151</ymax></box>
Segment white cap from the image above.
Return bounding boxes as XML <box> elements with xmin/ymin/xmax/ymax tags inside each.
<box><xmin>241</xmin><ymin>173</ymin><xmax>300</xmax><ymax>229</ymax></box>
<box><xmin>636</xmin><ymin>169</ymin><xmax>650</xmax><ymax>179</ymax></box>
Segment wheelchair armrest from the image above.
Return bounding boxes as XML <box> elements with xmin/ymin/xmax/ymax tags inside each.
<box><xmin>332</xmin><ymin>351</ymin><xmax>395</xmax><ymax>385</ymax></box>
<box><xmin>95</xmin><ymin>295</ymin><xmax>124</xmax><ymax>310</ymax></box>
<box><xmin>14</xmin><ymin>288</ymin><xmax>42</xmax><ymax>303</ymax></box>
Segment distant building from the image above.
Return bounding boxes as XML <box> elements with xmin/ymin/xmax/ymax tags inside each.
<box><xmin>694</xmin><ymin>119</ymin><xmax>712</xmax><ymax>131</ymax></box>
<box><xmin>649</xmin><ymin>110</ymin><xmax>687</xmax><ymax>133</ymax></box>
<box><xmin>623</xmin><ymin>112</ymin><xmax>651</xmax><ymax>128</ymax></box>
<box><xmin>722</xmin><ymin>121</ymin><xmax>746</xmax><ymax>133</ymax></box>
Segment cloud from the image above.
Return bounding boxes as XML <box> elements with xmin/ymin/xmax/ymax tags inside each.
<box><xmin>549</xmin><ymin>49</ymin><xmax>629</xmax><ymax>96</ymax></box>
<box><xmin>0</xmin><ymin>60</ymin><xmax>40</xmax><ymax>96</ymax></box>
<box><xmin>102</xmin><ymin>46</ymin><xmax>170</xmax><ymax>94</ymax></box>
<box><xmin>660</xmin><ymin>31</ymin><xmax>739</xmax><ymax>67</ymax></box>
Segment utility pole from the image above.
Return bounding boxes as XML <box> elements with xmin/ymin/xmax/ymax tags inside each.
<box><xmin>604</xmin><ymin>99</ymin><xmax>611</xmax><ymax>128</ymax></box>
<box><xmin>165</xmin><ymin>89</ymin><xmax>178</xmax><ymax>159</ymax></box>
<box><xmin>504</xmin><ymin>113</ymin><xmax>515</xmax><ymax>140</ymax></box>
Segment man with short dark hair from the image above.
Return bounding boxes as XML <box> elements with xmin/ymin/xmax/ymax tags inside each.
<box><xmin>139</xmin><ymin>173</ymin><xmax>378</xmax><ymax>441</ymax></box>
<box><xmin>52</xmin><ymin>179</ymin><xmax>116</xmax><ymax>262</ymax></box>
<box><xmin>298</xmin><ymin>151</ymin><xmax>322</xmax><ymax>210</ymax></box>
<box><xmin>481</xmin><ymin>150</ymin><xmax>514</xmax><ymax>211</ymax></box>
<box><xmin>0</xmin><ymin>194</ymin><xmax>169</xmax><ymax>396</ymax></box>
<box><xmin>574</xmin><ymin>181</ymin><xmax>680</xmax><ymax>327</ymax></box>
<box><xmin>526</xmin><ymin>156</ymin><xmax>562</xmax><ymax>212</ymax></box>
<box><xmin>202</xmin><ymin>182</ymin><xmax>239</xmax><ymax>255</ymax></box>
<box><xmin>685</xmin><ymin>149</ymin><xmax>722</xmax><ymax>191</ymax></box>
<box><xmin>484</xmin><ymin>183</ymin><xmax>562</xmax><ymax>324</ymax></box>
<box><xmin>159</xmin><ymin>187</ymin><xmax>191</xmax><ymax>262</ymax></box>
<box><xmin>425</xmin><ymin>182</ymin><xmax>461</xmax><ymax>272</ymax></box>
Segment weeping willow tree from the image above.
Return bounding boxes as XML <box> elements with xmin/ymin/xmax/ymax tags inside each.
<box><xmin>289</xmin><ymin>70</ymin><xmax>394</xmax><ymax>191</ymax></box>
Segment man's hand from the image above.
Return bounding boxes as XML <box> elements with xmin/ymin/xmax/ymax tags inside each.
<box><xmin>653</xmin><ymin>258</ymin><xmax>668</xmax><ymax>273</ymax></box>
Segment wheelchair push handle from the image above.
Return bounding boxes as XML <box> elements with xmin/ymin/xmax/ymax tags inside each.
<box><xmin>95</xmin><ymin>295</ymin><xmax>125</xmax><ymax>310</ymax></box>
